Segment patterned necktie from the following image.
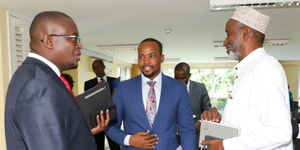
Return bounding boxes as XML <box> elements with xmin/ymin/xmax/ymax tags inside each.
<box><xmin>146</xmin><ymin>81</ymin><xmax>156</xmax><ymax>127</ymax></box>
<box><xmin>60</xmin><ymin>75</ymin><xmax>76</xmax><ymax>100</ymax></box>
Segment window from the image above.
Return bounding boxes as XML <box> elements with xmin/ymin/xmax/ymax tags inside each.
<box><xmin>163</xmin><ymin>67</ymin><xmax>235</xmax><ymax>113</ymax></box>
<box><xmin>118</xmin><ymin>65</ymin><xmax>131</xmax><ymax>81</ymax></box>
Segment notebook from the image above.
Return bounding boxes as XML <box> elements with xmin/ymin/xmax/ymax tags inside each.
<box><xmin>77</xmin><ymin>82</ymin><xmax>117</xmax><ymax>129</ymax></box>
<box><xmin>199</xmin><ymin>120</ymin><xmax>240</xmax><ymax>149</ymax></box>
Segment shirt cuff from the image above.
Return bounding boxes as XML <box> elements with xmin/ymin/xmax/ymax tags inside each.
<box><xmin>297</xmin><ymin>124</ymin><xmax>300</xmax><ymax>139</ymax></box>
<box><xmin>124</xmin><ymin>135</ymin><xmax>131</xmax><ymax>146</ymax></box>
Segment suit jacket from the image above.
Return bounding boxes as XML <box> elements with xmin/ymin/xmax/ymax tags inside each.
<box><xmin>106</xmin><ymin>74</ymin><xmax>196</xmax><ymax>150</ymax></box>
<box><xmin>188</xmin><ymin>80</ymin><xmax>211</xmax><ymax>120</ymax></box>
<box><xmin>84</xmin><ymin>76</ymin><xmax>116</xmax><ymax>92</ymax></box>
<box><xmin>5</xmin><ymin>57</ymin><xmax>96</xmax><ymax>150</ymax></box>
<box><xmin>188</xmin><ymin>80</ymin><xmax>211</xmax><ymax>147</ymax></box>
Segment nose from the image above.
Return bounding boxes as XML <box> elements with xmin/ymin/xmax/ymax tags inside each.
<box><xmin>76</xmin><ymin>42</ymin><xmax>83</xmax><ymax>49</ymax></box>
<box><xmin>144</xmin><ymin>56</ymin><xmax>151</xmax><ymax>64</ymax></box>
<box><xmin>223</xmin><ymin>38</ymin><xmax>228</xmax><ymax>47</ymax></box>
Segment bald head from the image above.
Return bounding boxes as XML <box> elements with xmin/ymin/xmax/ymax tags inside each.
<box><xmin>28</xmin><ymin>11</ymin><xmax>82</xmax><ymax>72</ymax></box>
<box><xmin>29</xmin><ymin>11</ymin><xmax>75</xmax><ymax>50</ymax></box>
<box><xmin>175</xmin><ymin>62</ymin><xmax>190</xmax><ymax>73</ymax></box>
<box><xmin>30</xmin><ymin>11</ymin><xmax>72</xmax><ymax>38</ymax></box>
<box><xmin>174</xmin><ymin>62</ymin><xmax>191</xmax><ymax>84</ymax></box>
<box><xmin>92</xmin><ymin>59</ymin><xmax>106</xmax><ymax>77</ymax></box>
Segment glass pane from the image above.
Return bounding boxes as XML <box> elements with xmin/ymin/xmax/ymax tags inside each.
<box><xmin>162</xmin><ymin>68</ymin><xmax>174</xmax><ymax>77</ymax></box>
<box><xmin>190</xmin><ymin>68</ymin><xmax>213</xmax><ymax>95</ymax></box>
<box><xmin>210</xmin><ymin>98</ymin><xmax>228</xmax><ymax>113</ymax></box>
<box><xmin>213</xmin><ymin>68</ymin><xmax>235</xmax><ymax>98</ymax></box>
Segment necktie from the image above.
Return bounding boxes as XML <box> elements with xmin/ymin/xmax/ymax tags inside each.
<box><xmin>98</xmin><ymin>77</ymin><xmax>104</xmax><ymax>83</ymax></box>
<box><xmin>60</xmin><ymin>75</ymin><xmax>76</xmax><ymax>99</ymax></box>
<box><xmin>146</xmin><ymin>81</ymin><xmax>156</xmax><ymax>127</ymax></box>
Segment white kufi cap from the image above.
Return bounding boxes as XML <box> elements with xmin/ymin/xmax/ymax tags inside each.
<box><xmin>231</xmin><ymin>6</ymin><xmax>270</xmax><ymax>34</ymax></box>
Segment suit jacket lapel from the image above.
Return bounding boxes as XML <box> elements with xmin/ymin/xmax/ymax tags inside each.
<box><xmin>189</xmin><ymin>81</ymin><xmax>195</xmax><ymax>95</ymax></box>
<box><xmin>134</xmin><ymin>75</ymin><xmax>151</xmax><ymax>129</ymax></box>
<box><xmin>152</xmin><ymin>74</ymin><xmax>169</xmax><ymax>129</ymax></box>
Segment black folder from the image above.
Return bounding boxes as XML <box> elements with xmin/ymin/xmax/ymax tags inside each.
<box><xmin>76</xmin><ymin>82</ymin><xmax>117</xmax><ymax>129</ymax></box>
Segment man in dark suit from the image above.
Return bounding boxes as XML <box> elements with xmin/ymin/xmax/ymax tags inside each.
<box><xmin>84</xmin><ymin>59</ymin><xmax>120</xmax><ymax>150</ymax></box>
<box><xmin>106</xmin><ymin>38</ymin><xmax>196</xmax><ymax>150</ymax></box>
<box><xmin>5</xmin><ymin>11</ymin><xmax>109</xmax><ymax>150</ymax></box>
<box><xmin>292</xmin><ymin>114</ymin><xmax>300</xmax><ymax>149</ymax></box>
<box><xmin>174</xmin><ymin>62</ymin><xmax>211</xmax><ymax>148</ymax></box>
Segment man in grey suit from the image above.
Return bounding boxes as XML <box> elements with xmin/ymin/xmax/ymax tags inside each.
<box><xmin>5</xmin><ymin>11</ymin><xmax>109</xmax><ymax>150</ymax></box>
<box><xmin>174</xmin><ymin>62</ymin><xmax>211</xmax><ymax>148</ymax></box>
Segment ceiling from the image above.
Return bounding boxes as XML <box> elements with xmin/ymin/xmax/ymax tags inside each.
<box><xmin>1</xmin><ymin>0</ymin><xmax>300</xmax><ymax>63</ymax></box>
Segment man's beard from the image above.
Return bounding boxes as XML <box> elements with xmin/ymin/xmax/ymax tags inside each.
<box><xmin>228</xmin><ymin>50</ymin><xmax>240</xmax><ymax>60</ymax></box>
<box><xmin>142</xmin><ymin>71</ymin><xmax>155</xmax><ymax>79</ymax></box>
<box><xmin>227</xmin><ymin>37</ymin><xmax>241</xmax><ymax>61</ymax></box>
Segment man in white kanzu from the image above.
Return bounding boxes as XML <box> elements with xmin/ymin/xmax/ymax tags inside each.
<box><xmin>201</xmin><ymin>7</ymin><xmax>292</xmax><ymax>150</ymax></box>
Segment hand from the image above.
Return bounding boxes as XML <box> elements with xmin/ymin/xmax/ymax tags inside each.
<box><xmin>195</xmin><ymin>121</ymin><xmax>201</xmax><ymax>132</ymax></box>
<box><xmin>90</xmin><ymin>109</ymin><xmax>110</xmax><ymax>135</ymax></box>
<box><xmin>201</xmin><ymin>139</ymin><xmax>224</xmax><ymax>150</ymax></box>
<box><xmin>129</xmin><ymin>130</ymin><xmax>159</xmax><ymax>149</ymax></box>
<box><xmin>201</xmin><ymin>107</ymin><xmax>221</xmax><ymax>123</ymax></box>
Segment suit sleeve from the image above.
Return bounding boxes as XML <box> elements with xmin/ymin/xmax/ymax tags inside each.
<box><xmin>13</xmin><ymin>79</ymin><xmax>69</xmax><ymax>150</ymax></box>
<box><xmin>177</xmin><ymin>85</ymin><xmax>196</xmax><ymax>150</ymax></box>
<box><xmin>200</xmin><ymin>83</ymin><xmax>211</xmax><ymax>112</ymax></box>
<box><xmin>292</xmin><ymin>119</ymin><xmax>299</xmax><ymax>140</ymax></box>
<box><xmin>106</xmin><ymin>83</ymin><xmax>128</xmax><ymax>146</ymax></box>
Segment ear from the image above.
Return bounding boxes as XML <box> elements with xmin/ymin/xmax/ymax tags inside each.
<box><xmin>41</xmin><ymin>35</ymin><xmax>54</xmax><ymax>49</ymax></box>
<box><xmin>160</xmin><ymin>54</ymin><xmax>165</xmax><ymax>63</ymax></box>
<box><xmin>242</xmin><ymin>26</ymin><xmax>252</xmax><ymax>40</ymax></box>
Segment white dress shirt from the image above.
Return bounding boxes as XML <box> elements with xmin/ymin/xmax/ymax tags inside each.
<box><xmin>124</xmin><ymin>72</ymin><xmax>162</xmax><ymax>146</ymax></box>
<box><xmin>222</xmin><ymin>48</ymin><xmax>293</xmax><ymax>150</ymax></box>
<box><xmin>186</xmin><ymin>80</ymin><xmax>190</xmax><ymax>93</ymax></box>
<box><xmin>28</xmin><ymin>52</ymin><xmax>60</xmax><ymax>77</ymax></box>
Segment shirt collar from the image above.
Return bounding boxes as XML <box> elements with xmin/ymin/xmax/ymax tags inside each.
<box><xmin>186</xmin><ymin>80</ymin><xmax>190</xmax><ymax>92</ymax></box>
<box><xmin>141</xmin><ymin>72</ymin><xmax>162</xmax><ymax>85</ymax></box>
<box><xmin>235</xmin><ymin>47</ymin><xmax>265</xmax><ymax>70</ymax></box>
<box><xmin>97</xmin><ymin>75</ymin><xmax>107</xmax><ymax>81</ymax></box>
<box><xmin>28</xmin><ymin>52</ymin><xmax>61</xmax><ymax>77</ymax></box>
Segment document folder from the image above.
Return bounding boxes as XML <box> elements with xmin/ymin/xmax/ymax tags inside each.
<box><xmin>199</xmin><ymin>120</ymin><xmax>240</xmax><ymax>149</ymax></box>
<box><xmin>77</xmin><ymin>82</ymin><xmax>117</xmax><ymax>129</ymax></box>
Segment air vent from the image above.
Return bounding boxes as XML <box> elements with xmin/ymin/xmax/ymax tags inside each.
<box><xmin>134</xmin><ymin>58</ymin><xmax>180</xmax><ymax>63</ymax></box>
<box><xmin>210</xmin><ymin>0</ymin><xmax>300</xmax><ymax>11</ymax></box>
<box><xmin>97</xmin><ymin>44</ymin><xmax>138</xmax><ymax>52</ymax></box>
<box><xmin>214</xmin><ymin>57</ymin><xmax>232</xmax><ymax>61</ymax></box>
<box><xmin>212</xmin><ymin>39</ymin><xmax>289</xmax><ymax>47</ymax></box>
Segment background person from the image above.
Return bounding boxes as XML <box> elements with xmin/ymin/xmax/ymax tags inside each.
<box><xmin>174</xmin><ymin>62</ymin><xmax>211</xmax><ymax>148</ymax></box>
<box><xmin>84</xmin><ymin>59</ymin><xmax>120</xmax><ymax>150</ymax></box>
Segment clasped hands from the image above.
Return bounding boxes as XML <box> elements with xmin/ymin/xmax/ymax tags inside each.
<box><xmin>200</xmin><ymin>107</ymin><xmax>224</xmax><ymax>150</ymax></box>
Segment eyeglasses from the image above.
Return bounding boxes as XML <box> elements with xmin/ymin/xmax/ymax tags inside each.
<box><xmin>41</xmin><ymin>34</ymin><xmax>81</xmax><ymax>45</ymax></box>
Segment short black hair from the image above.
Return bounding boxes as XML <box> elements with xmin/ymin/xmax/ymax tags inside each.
<box><xmin>175</xmin><ymin>62</ymin><xmax>190</xmax><ymax>73</ymax></box>
<box><xmin>139</xmin><ymin>38</ymin><xmax>163</xmax><ymax>54</ymax></box>
<box><xmin>29</xmin><ymin>11</ymin><xmax>72</xmax><ymax>39</ymax></box>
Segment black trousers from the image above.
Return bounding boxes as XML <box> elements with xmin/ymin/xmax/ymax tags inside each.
<box><xmin>95</xmin><ymin>132</ymin><xmax>120</xmax><ymax>150</ymax></box>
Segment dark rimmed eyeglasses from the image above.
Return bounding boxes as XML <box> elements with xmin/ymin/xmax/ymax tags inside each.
<box><xmin>41</xmin><ymin>34</ymin><xmax>81</xmax><ymax>45</ymax></box>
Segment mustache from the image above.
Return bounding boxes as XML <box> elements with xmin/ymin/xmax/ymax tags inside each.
<box><xmin>75</xmin><ymin>52</ymin><xmax>81</xmax><ymax>56</ymax></box>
